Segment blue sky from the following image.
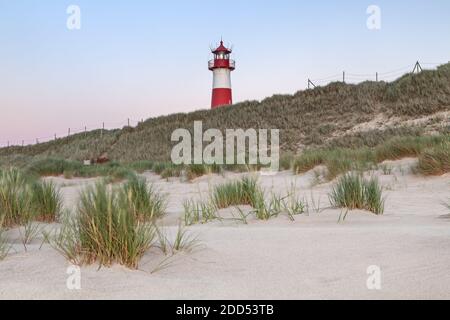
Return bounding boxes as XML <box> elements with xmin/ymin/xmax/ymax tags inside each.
<box><xmin>1</xmin><ymin>0</ymin><xmax>449</xmax><ymax>144</ymax></box>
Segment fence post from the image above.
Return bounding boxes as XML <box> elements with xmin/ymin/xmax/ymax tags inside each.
<box><xmin>22</xmin><ymin>140</ymin><xmax>24</xmax><ymax>147</ymax></box>
<box><xmin>343</xmin><ymin>71</ymin><xmax>345</xmax><ymax>83</ymax></box>
<box><xmin>376</xmin><ymin>72</ymin><xmax>378</xmax><ymax>82</ymax></box>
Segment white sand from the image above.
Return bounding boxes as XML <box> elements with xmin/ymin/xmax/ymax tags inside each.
<box><xmin>1</xmin><ymin>159</ymin><xmax>450</xmax><ymax>300</ymax></box>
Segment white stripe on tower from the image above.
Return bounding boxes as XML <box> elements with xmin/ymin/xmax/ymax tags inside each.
<box><xmin>213</xmin><ymin>69</ymin><xmax>232</xmax><ymax>89</ymax></box>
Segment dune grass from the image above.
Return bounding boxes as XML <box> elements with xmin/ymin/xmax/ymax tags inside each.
<box><xmin>183</xmin><ymin>199</ymin><xmax>218</xmax><ymax>226</ymax></box>
<box><xmin>24</xmin><ymin>157</ymin><xmax>138</xmax><ymax>182</ymax></box>
<box><xmin>329</xmin><ymin>173</ymin><xmax>385</xmax><ymax>215</ymax></box>
<box><xmin>417</xmin><ymin>141</ymin><xmax>450</xmax><ymax>175</ymax></box>
<box><xmin>4</xmin><ymin>63</ymin><xmax>448</xmax><ymax>163</ymax></box>
<box><xmin>125</xmin><ymin>160</ymin><xmax>154</xmax><ymax>173</ymax></box>
<box><xmin>0</xmin><ymin>218</ymin><xmax>10</xmax><ymax>260</ymax></box>
<box><xmin>293</xmin><ymin>147</ymin><xmax>375</xmax><ymax>180</ymax></box>
<box><xmin>53</xmin><ymin>183</ymin><xmax>156</xmax><ymax>268</ymax></box>
<box><xmin>282</xmin><ymin>188</ymin><xmax>306</xmax><ymax>221</ymax></box>
<box><xmin>0</xmin><ymin>168</ymin><xmax>34</xmax><ymax>227</ymax></box>
<box><xmin>183</xmin><ymin>177</ymin><xmax>307</xmax><ymax>223</ymax></box>
<box><xmin>30</xmin><ymin>180</ymin><xmax>63</xmax><ymax>222</ymax></box>
<box><xmin>212</xmin><ymin>176</ymin><xmax>262</xmax><ymax>209</ymax></box>
<box><xmin>122</xmin><ymin>175</ymin><xmax>166</xmax><ymax>221</ymax></box>
<box><xmin>293</xmin><ymin>135</ymin><xmax>449</xmax><ymax>180</ymax></box>
<box><xmin>0</xmin><ymin>168</ymin><xmax>63</xmax><ymax>227</ymax></box>
<box><xmin>172</xmin><ymin>224</ymin><xmax>200</xmax><ymax>252</ymax></box>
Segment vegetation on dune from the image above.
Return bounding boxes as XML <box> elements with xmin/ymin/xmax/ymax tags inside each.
<box><xmin>212</xmin><ymin>176</ymin><xmax>262</xmax><ymax>209</ymax></box>
<box><xmin>292</xmin><ymin>134</ymin><xmax>450</xmax><ymax>180</ymax></box>
<box><xmin>417</xmin><ymin>141</ymin><xmax>450</xmax><ymax>176</ymax></box>
<box><xmin>329</xmin><ymin>173</ymin><xmax>385</xmax><ymax>215</ymax></box>
<box><xmin>1</xmin><ymin>64</ymin><xmax>449</xmax><ymax>164</ymax></box>
<box><xmin>52</xmin><ymin>183</ymin><xmax>157</xmax><ymax>268</ymax></box>
<box><xmin>122</xmin><ymin>176</ymin><xmax>167</xmax><ymax>221</ymax></box>
<box><xmin>30</xmin><ymin>180</ymin><xmax>63</xmax><ymax>223</ymax></box>
<box><xmin>0</xmin><ymin>218</ymin><xmax>9</xmax><ymax>260</ymax></box>
<box><xmin>184</xmin><ymin>177</ymin><xmax>307</xmax><ymax>224</ymax></box>
<box><xmin>0</xmin><ymin>168</ymin><xmax>63</xmax><ymax>228</ymax></box>
<box><xmin>183</xmin><ymin>199</ymin><xmax>218</xmax><ymax>226</ymax></box>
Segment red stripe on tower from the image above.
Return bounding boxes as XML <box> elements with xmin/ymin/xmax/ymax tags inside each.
<box><xmin>208</xmin><ymin>40</ymin><xmax>235</xmax><ymax>109</ymax></box>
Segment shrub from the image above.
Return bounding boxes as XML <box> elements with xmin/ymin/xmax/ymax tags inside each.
<box><xmin>329</xmin><ymin>173</ymin><xmax>385</xmax><ymax>215</ymax></box>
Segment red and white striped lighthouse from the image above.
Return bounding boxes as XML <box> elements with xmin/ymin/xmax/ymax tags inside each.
<box><xmin>208</xmin><ymin>40</ymin><xmax>235</xmax><ymax>109</ymax></box>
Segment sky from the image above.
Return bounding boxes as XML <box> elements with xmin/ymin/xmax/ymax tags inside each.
<box><xmin>1</xmin><ymin>0</ymin><xmax>450</xmax><ymax>145</ymax></box>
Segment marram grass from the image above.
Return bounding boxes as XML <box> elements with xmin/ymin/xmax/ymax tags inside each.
<box><xmin>183</xmin><ymin>199</ymin><xmax>218</xmax><ymax>226</ymax></box>
<box><xmin>0</xmin><ymin>168</ymin><xmax>63</xmax><ymax>227</ymax></box>
<box><xmin>122</xmin><ymin>175</ymin><xmax>167</xmax><ymax>221</ymax></box>
<box><xmin>329</xmin><ymin>173</ymin><xmax>385</xmax><ymax>215</ymax></box>
<box><xmin>52</xmin><ymin>183</ymin><xmax>157</xmax><ymax>269</ymax></box>
<box><xmin>417</xmin><ymin>141</ymin><xmax>450</xmax><ymax>176</ymax></box>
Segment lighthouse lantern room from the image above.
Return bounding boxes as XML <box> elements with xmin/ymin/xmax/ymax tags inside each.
<box><xmin>208</xmin><ymin>40</ymin><xmax>235</xmax><ymax>109</ymax></box>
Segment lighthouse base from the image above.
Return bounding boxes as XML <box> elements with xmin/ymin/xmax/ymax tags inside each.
<box><xmin>211</xmin><ymin>88</ymin><xmax>232</xmax><ymax>109</ymax></box>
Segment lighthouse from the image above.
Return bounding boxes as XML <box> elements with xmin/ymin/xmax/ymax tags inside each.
<box><xmin>208</xmin><ymin>40</ymin><xmax>235</xmax><ymax>109</ymax></box>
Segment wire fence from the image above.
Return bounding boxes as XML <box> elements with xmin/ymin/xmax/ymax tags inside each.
<box><xmin>0</xmin><ymin>118</ymin><xmax>145</xmax><ymax>149</ymax></box>
<box><xmin>307</xmin><ymin>61</ymin><xmax>445</xmax><ymax>88</ymax></box>
<box><xmin>0</xmin><ymin>61</ymin><xmax>447</xmax><ymax>149</ymax></box>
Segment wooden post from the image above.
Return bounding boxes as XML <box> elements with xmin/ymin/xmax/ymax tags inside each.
<box><xmin>128</xmin><ymin>118</ymin><xmax>130</xmax><ymax>127</ymax></box>
<box><xmin>22</xmin><ymin>140</ymin><xmax>24</xmax><ymax>147</ymax></box>
<box><xmin>101</xmin><ymin>122</ymin><xmax>104</xmax><ymax>138</ymax></box>
<box><xmin>343</xmin><ymin>71</ymin><xmax>345</xmax><ymax>83</ymax></box>
<box><xmin>376</xmin><ymin>72</ymin><xmax>378</xmax><ymax>82</ymax></box>
<box><xmin>68</xmin><ymin>128</ymin><xmax>71</xmax><ymax>137</ymax></box>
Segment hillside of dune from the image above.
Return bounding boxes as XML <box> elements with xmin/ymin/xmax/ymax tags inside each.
<box><xmin>1</xmin><ymin>63</ymin><xmax>449</xmax><ymax>165</ymax></box>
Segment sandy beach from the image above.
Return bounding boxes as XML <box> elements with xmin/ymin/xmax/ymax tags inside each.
<box><xmin>1</xmin><ymin>159</ymin><xmax>449</xmax><ymax>300</ymax></box>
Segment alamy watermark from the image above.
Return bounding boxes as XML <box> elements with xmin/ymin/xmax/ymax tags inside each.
<box><xmin>66</xmin><ymin>5</ymin><xmax>81</xmax><ymax>30</ymax></box>
<box><xmin>171</xmin><ymin>121</ymin><xmax>280</xmax><ymax>174</ymax></box>
<box><xmin>66</xmin><ymin>265</ymin><xmax>81</xmax><ymax>290</ymax></box>
<box><xmin>367</xmin><ymin>5</ymin><xmax>381</xmax><ymax>30</ymax></box>
<box><xmin>366</xmin><ymin>265</ymin><xmax>382</xmax><ymax>290</ymax></box>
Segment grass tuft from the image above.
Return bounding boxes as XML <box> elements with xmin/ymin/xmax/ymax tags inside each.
<box><xmin>52</xmin><ymin>183</ymin><xmax>156</xmax><ymax>269</ymax></box>
<box><xmin>183</xmin><ymin>199</ymin><xmax>218</xmax><ymax>226</ymax></box>
<box><xmin>122</xmin><ymin>176</ymin><xmax>167</xmax><ymax>221</ymax></box>
<box><xmin>31</xmin><ymin>180</ymin><xmax>62</xmax><ymax>222</ymax></box>
<box><xmin>329</xmin><ymin>173</ymin><xmax>385</xmax><ymax>215</ymax></box>
<box><xmin>417</xmin><ymin>141</ymin><xmax>450</xmax><ymax>175</ymax></box>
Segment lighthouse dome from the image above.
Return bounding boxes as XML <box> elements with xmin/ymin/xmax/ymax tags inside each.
<box><xmin>212</xmin><ymin>40</ymin><xmax>232</xmax><ymax>54</ymax></box>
